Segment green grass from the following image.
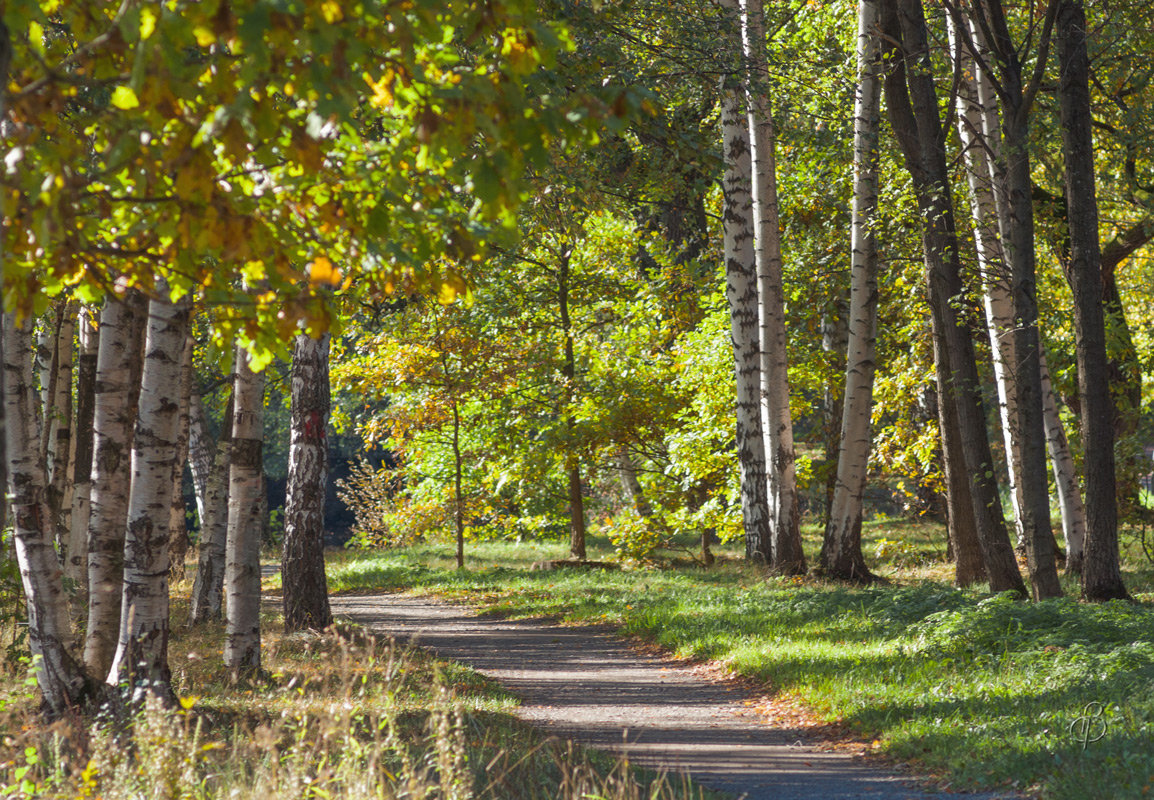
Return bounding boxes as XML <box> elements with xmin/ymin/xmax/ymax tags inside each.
<box><xmin>318</xmin><ymin>523</ymin><xmax>1154</xmax><ymax>800</ymax></box>
<box><xmin>0</xmin><ymin>592</ymin><xmax>715</xmax><ymax>800</ymax></box>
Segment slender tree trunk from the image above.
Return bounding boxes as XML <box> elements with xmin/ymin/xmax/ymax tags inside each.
<box><xmin>960</xmin><ymin>13</ymin><xmax>1081</xmax><ymax>565</ymax></box>
<box><xmin>3</xmin><ymin>311</ymin><xmax>90</xmax><ymax>715</ymax></box>
<box><xmin>884</xmin><ymin>0</ymin><xmax>1025</xmax><ymax>594</ymax></box>
<box><xmin>558</xmin><ymin>253</ymin><xmax>587</xmax><ymax>560</ymax></box>
<box><xmin>168</xmin><ymin>335</ymin><xmax>194</xmax><ymax>581</ymax></box>
<box><xmin>45</xmin><ymin>301</ymin><xmax>75</xmax><ymax>569</ymax></box>
<box><xmin>187</xmin><ymin>392</ymin><xmax>215</xmax><ymax>529</ymax></box>
<box><xmin>107</xmin><ymin>293</ymin><xmax>189</xmax><ymax>697</ymax></box>
<box><xmin>822</xmin><ymin>0</ymin><xmax>882</xmax><ymax>583</ymax></box>
<box><xmin>452</xmin><ymin>396</ymin><xmax>465</xmax><ymax>570</ymax></box>
<box><xmin>67</xmin><ymin>307</ymin><xmax>98</xmax><ymax>623</ymax></box>
<box><xmin>225</xmin><ymin>346</ymin><xmax>265</xmax><ymax>675</ymax></box>
<box><xmin>949</xmin><ymin>16</ymin><xmax>1025</xmax><ymax>544</ymax></box>
<box><xmin>1057</xmin><ymin>0</ymin><xmax>1129</xmax><ymax>601</ymax></box>
<box><xmin>189</xmin><ymin>391</ymin><xmax>232</xmax><ymax>624</ymax></box>
<box><xmin>282</xmin><ymin>333</ymin><xmax>333</xmax><ymax>631</ymax></box>
<box><xmin>742</xmin><ymin>0</ymin><xmax>805</xmax><ymax>573</ymax></box>
<box><xmin>1040</xmin><ymin>351</ymin><xmax>1087</xmax><ymax>573</ymax></box>
<box><xmin>972</xmin><ymin>1</ymin><xmax>1062</xmax><ymax>599</ymax></box>
<box><xmin>718</xmin><ymin>0</ymin><xmax>771</xmax><ymax>562</ymax></box>
<box><xmin>84</xmin><ymin>291</ymin><xmax>146</xmax><ymax>676</ymax></box>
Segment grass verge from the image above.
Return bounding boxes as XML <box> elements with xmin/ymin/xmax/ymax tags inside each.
<box><xmin>0</xmin><ymin>595</ymin><xmax>715</xmax><ymax>800</ymax></box>
<box><xmin>312</xmin><ymin>524</ymin><xmax>1154</xmax><ymax>800</ymax></box>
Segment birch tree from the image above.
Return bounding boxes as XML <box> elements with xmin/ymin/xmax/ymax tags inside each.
<box><xmin>107</xmin><ymin>292</ymin><xmax>190</xmax><ymax>695</ymax></box>
<box><xmin>742</xmin><ymin>0</ymin><xmax>805</xmax><ymax>573</ymax></box>
<box><xmin>168</xmin><ymin>335</ymin><xmax>194</xmax><ymax>581</ymax></box>
<box><xmin>67</xmin><ymin>307</ymin><xmax>99</xmax><ymax>619</ymax></box>
<box><xmin>282</xmin><ymin>333</ymin><xmax>333</xmax><ymax>632</ymax></box>
<box><xmin>717</xmin><ymin>0</ymin><xmax>771</xmax><ymax>562</ymax></box>
<box><xmin>881</xmin><ymin>0</ymin><xmax>1025</xmax><ymax>594</ymax></box>
<box><xmin>951</xmin><ymin>0</ymin><xmax>1062</xmax><ymax>599</ymax></box>
<box><xmin>189</xmin><ymin>391</ymin><xmax>232</xmax><ymax>624</ymax></box>
<box><xmin>225</xmin><ymin>346</ymin><xmax>265</xmax><ymax>675</ymax></box>
<box><xmin>84</xmin><ymin>291</ymin><xmax>146</xmax><ymax>676</ymax></box>
<box><xmin>949</xmin><ymin>13</ymin><xmax>1086</xmax><ymax>573</ymax></box>
<box><xmin>822</xmin><ymin>0</ymin><xmax>883</xmax><ymax>582</ymax></box>
<box><xmin>3</xmin><ymin>311</ymin><xmax>90</xmax><ymax>715</ymax></box>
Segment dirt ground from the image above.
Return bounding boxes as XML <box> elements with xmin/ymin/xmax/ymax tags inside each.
<box><xmin>330</xmin><ymin>594</ymin><xmax>1018</xmax><ymax>800</ymax></box>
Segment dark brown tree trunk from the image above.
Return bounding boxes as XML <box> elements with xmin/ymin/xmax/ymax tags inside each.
<box><xmin>1057</xmin><ymin>0</ymin><xmax>1129</xmax><ymax>601</ymax></box>
<box><xmin>282</xmin><ymin>333</ymin><xmax>333</xmax><ymax>632</ymax></box>
<box><xmin>559</xmin><ymin>253</ymin><xmax>587</xmax><ymax>559</ymax></box>
<box><xmin>883</xmin><ymin>0</ymin><xmax>1025</xmax><ymax>594</ymax></box>
<box><xmin>969</xmin><ymin>0</ymin><xmax>1062</xmax><ymax>599</ymax></box>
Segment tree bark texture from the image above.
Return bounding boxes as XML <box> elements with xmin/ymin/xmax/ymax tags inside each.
<box><xmin>168</xmin><ymin>334</ymin><xmax>194</xmax><ymax>581</ymax></box>
<box><xmin>883</xmin><ymin>0</ymin><xmax>1025</xmax><ymax>594</ymax></box>
<box><xmin>718</xmin><ymin>0</ymin><xmax>771</xmax><ymax>563</ymax></box>
<box><xmin>189</xmin><ymin>391</ymin><xmax>232</xmax><ymax>624</ymax></box>
<box><xmin>822</xmin><ymin>0</ymin><xmax>882</xmax><ymax>583</ymax></box>
<box><xmin>225</xmin><ymin>346</ymin><xmax>265</xmax><ymax>674</ymax></box>
<box><xmin>44</xmin><ymin>301</ymin><xmax>76</xmax><ymax>571</ymax></box>
<box><xmin>67</xmin><ymin>306</ymin><xmax>98</xmax><ymax>621</ymax></box>
<box><xmin>187</xmin><ymin>392</ymin><xmax>215</xmax><ymax>529</ymax></box>
<box><xmin>1057</xmin><ymin>0</ymin><xmax>1129</xmax><ymax>601</ymax></box>
<box><xmin>742</xmin><ymin>0</ymin><xmax>804</xmax><ymax>573</ymax></box>
<box><xmin>107</xmin><ymin>293</ymin><xmax>190</xmax><ymax>695</ymax></box>
<box><xmin>282</xmin><ymin>333</ymin><xmax>333</xmax><ymax>632</ymax></box>
<box><xmin>3</xmin><ymin>311</ymin><xmax>90</xmax><ymax>715</ymax></box>
<box><xmin>84</xmin><ymin>291</ymin><xmax>147</xmax><ymax>676</ymax></box>
<box><xmin>967</xmin><ymin>0</ymin><xmax>1062</xmax><ymax>599</ymax></box>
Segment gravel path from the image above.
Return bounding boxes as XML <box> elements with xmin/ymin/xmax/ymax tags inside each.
<box><xmin>331</xmin><ymin>594</ymin><xmax>1014</xmax><ymax>800</ymax></box>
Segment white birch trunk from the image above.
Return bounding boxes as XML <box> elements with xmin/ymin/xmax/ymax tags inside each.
<box><xmin>949</xmin><ymin>16</ymin><xmax>1025</xmax><ymax>542</ymax></box>
<box><xmin>742</xmin><ymin>0</ymin><xmax>805</xmax><ymax>573</ymax></box>
<box><xmin>84</xmin><ymin>292</ymin><xmax>145</xmax><ymax>676</ymax></box>
<box><xmin>822</xmin><ymin>0</ymin><xmax>882</xmax><ymax>582</ymax></box>
<box><xmin>225</xmin><ymin>345</ymin><xmax>264</xmax><ymax>674</ymax></box>
<box><xmin>189</xmin><ymin>391</ymin><xmax>231</xmax><ymax>624</ymax></box>
<box><xmin>953</xmin><ymin>15</ymin><xmax>1086</xmax><ymax>561</ymax></box>
<box><xmin>45</xmin><ymin>302</ymin><xmax>76</xmax><ymax>564</ymax></box>
<box><xmin>67</xmin><ymin>306</ymin><xmax>99</xmax><ymax>621</ymax></box>
<box><xmin>3</xmin><ymin>311</ymin><xmax>89</xmax><ymax>714</ymax></box>
<box><xmin>188</xmin><ymin>392</ymin><xmax>214</xmax><ymax>527</ymax></box>
<box><xmin>107</xmin><ymin>293</ymin><xmax>190</xmax><ymax>695</ymax></box>
<box><xmin>718</xmin><ymin>0</ymin><xmax>771</xmax><ymax>562</ymax></box>
<box><xmin>282</xmin><ymin>333</ymin><xmax>333</xmax><ymax>633</ymax></box>
<box><xmin>1041</xmin><ymin>351</ymin><xmax>1087</xmax><ymax>570</ymax></box>
<box><xmin>168</xmin><ymin>334</ymin><xmax>194</xmax><ymax>581</ymax></box>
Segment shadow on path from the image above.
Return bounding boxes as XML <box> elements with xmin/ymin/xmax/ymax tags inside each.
<box><xmin>331</xmin><ymin>594</ymin><xmax>1016</xmax><ymax>800</ymax></box>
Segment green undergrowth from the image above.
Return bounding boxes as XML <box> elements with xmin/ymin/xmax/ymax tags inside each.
<box><xmin>319</xmin><ymin>532</ymin><xmax>1154</xmax><ymax>800</ymax></box>
<box><xmin>0</xmin><ymin>604</ymin><xmax>714</xmax><ymax>800</ymax></box>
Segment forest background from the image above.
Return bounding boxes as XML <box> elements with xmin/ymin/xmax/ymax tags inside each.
<box><xmin>2</xmin><ymin>0</ymin><xmax>1154</xmax><ymax>797</ymax></box>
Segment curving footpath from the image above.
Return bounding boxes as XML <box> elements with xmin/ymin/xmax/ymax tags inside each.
<box><xmin>331</xmin><ymin>594</ymin><xmax>1017</xmax><ymax>800</ymax></box>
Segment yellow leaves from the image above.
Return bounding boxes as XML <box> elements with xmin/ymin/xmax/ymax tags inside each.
<box><xmin>320</xmin><ymin>0</ymin><xmax>343</xmax><ymax>23</ymax></box>
<box><xmin>193</xmin><ymin>25</ymin><xmax>215</xmax><ymax>47</ymax></box>
<box><xmin>139</xmin><ymin>7</ymin><xmax>158</xmax><ymax>40</ymax></box>
<box><xmin>110</xmin><ymin>86</ymin><xmax>140</xmax><ymax>110</ymax></box>
<box><xmin>363</xmin><ymin>71</ymin><xmax>394</xmax><ymax>109</ymax></box>
<box><xmin>309</xmin><ymin>256</ymin><xmax>342</xmax><ymax>287</ymax></box>
<box><xmin>28</xmin><ymin>21</ymin><xmax>45</xmax><ymax>54</ymax></box>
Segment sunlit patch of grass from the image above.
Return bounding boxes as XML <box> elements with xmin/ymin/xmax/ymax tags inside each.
<box><xmin>332</xmin><ymin>519</ymin><xmax>1154</xmax><ymax>799</ymax></box>
<box><xmin>2</xmin><ymin>593</ymin><xmax>714</xmax><ymax>799</ymax></box>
